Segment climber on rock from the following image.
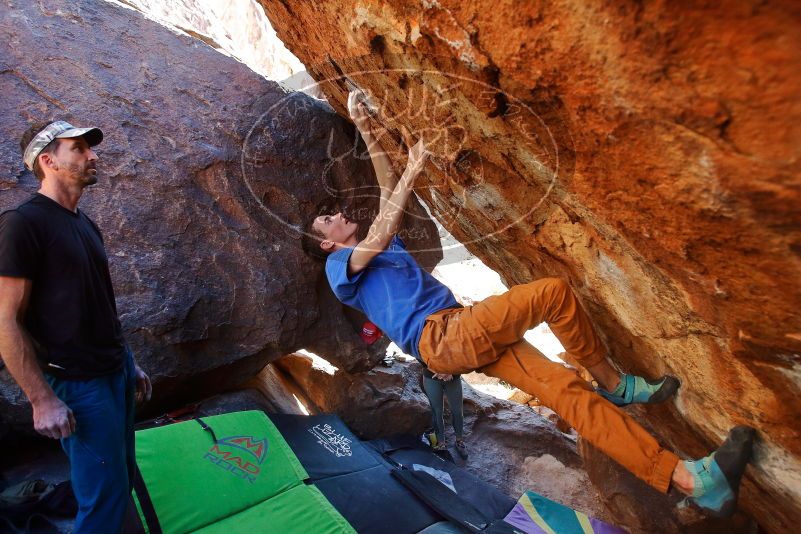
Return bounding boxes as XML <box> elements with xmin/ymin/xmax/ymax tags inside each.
<box><xmin>303</xmin><ymin>90</ymin><xmax>755</xmax><ymax>518</ymax></box>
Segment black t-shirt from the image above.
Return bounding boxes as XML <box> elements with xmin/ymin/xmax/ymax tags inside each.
<box><xmin>0</xmin><ymin>193</ymin><xmax>125</xmax><ymax>379</ymax></box>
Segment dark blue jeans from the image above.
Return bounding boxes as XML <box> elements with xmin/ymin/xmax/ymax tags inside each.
<box><xmin>46</xmin><ymin>351</ymin><xmax>136</xmax><ymax>534</ymax></box>
<box><xmin>422</xmin><ymin>374</ymin><xmax>464</xmax><ymax>442</ymax></box>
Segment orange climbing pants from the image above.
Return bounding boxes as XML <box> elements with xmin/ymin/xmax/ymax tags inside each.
<box><xmin>418</xmin><ymin>278</ymin><xmax>679</xmax><ymax>493</ymax></box>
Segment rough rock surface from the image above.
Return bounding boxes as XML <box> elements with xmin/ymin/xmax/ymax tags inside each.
<box><xmin>260</xmin><ymin>1</ymin><xmax>801</xmax><ymax>531</ymax></box>
<box><xmin>273</xmin><ymin>352</ymin><xmax>612</xmax><ymax>522</ymax></box>
<box><xmin>274</xmin><ymin>353</ymin><xmax>433</xmax><ymax>438</ymax></box>
<box><xmin>0</xmin><ymin>0</ymin><xmax>441</xmax><ymax>439</ymax></box>
<box><xmin>578</xmin><ymin>437</ymin><xmax>757</xmax><ymax>534</ymax></box>
<box><xmin>245</xmin><ymin>364</ymin><xmax>316</xmax><ymax>416</ymax></box>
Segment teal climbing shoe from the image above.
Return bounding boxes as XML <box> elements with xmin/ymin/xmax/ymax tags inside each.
<box><xmin>598</xmin><ymin>373</ymin><xmax>680</xmax><ymax>406</ymax></box>
<box><xmin>685</xmin><ymin>426</ymin><xmax>756</xmax><ymax>518</ymax></box>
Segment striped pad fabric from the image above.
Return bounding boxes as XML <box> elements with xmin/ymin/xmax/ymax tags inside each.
<box><xmin>503</xmin><ymin>491</ymin><xmax>626</xmax><ymax>534</ymax></box>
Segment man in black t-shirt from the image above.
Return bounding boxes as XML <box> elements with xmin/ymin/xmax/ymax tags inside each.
<box><xmin>0</xmin><ymin>120</ymin><xmax>152</xmax><ymax>533</ymax></box>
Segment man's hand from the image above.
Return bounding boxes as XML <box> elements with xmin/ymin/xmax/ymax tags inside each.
<box><xmin>1</xmin><ymin>276</ymin><xmax>77</xmax><ymax>440</ymax></box>
<box><xmin>400</xmin><ymin>127</ymin><xmax>430</xmax><ymax>183</ymax></box>
<box><xmin>32</xmin><ymin>396</ymin><xmax>76</xmax><ymax>439</ymax></box>
<box><xmin>347</xmin><ymin>90</ymin><xmax>371</xmax><ymax>132</ymax></box>
<box><xmin>134</xmin><ymin>364</ymin><xmax>152</xmax><ymax>403</ymax></box>
<box><xmin>404</xmin><ymin>138</ymin><xmax>429</xmax><ymax>183</ymax></box>
<box><xmin>432</xmin><ymin>373</ymin><xmax>453</xmax><ymax>381</ymax></box>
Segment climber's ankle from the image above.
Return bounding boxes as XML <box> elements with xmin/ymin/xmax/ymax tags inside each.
<box><xmin>671</xmin><ymin>459</ymin><xmax>694</xmax><ymax>495</ymax></box>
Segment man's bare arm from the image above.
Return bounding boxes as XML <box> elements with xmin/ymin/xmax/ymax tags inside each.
<box><xmin>348</xmin><ymin>91</ymin><xmax>397</xmax><ymax>212</ymax></box>
<box><xmin>348</xmin><ymin>139</ymin><xmax>429</xmax><ymax>275</ymax></box>
<box><xmin>0</xmin><ymin>276</ymin><xmax>75</xmax><ymax>439</ymax></box>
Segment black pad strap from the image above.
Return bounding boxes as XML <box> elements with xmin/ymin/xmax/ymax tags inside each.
<box><xmin>132</xmin><ymin>463</ymin><xmax>162</xmax><ymax>534</ymax></box>
<box><xmin>391</xmin><ymin>468</ymin><xmax>489</xmax><ymax>533</ymax></box>
<box><xmin>195</xmin><ymin>417</ymin><xmax>218</xmax><ymax>443</ymax></box>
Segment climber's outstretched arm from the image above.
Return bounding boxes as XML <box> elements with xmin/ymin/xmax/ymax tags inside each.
<box><xmin>347</xmin><ymin>139</ymin><xmax>429</xmax><ymax>276</ymax></box>
<box><xmin>348</xmin><ymin>90</ymin><xmax>397</xmax><ymax>212</ymax></box>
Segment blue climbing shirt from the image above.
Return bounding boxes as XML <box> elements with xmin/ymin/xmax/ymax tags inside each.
<box><xmin>325</xmin><ymin>235</ymin><xmax>460</xmax><ymax>360</ymax></box>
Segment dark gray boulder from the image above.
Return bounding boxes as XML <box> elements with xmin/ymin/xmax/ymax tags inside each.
<box><xmin>0</xmin><ymin>0</ymin><xmax>441</xmax><ymax>441</ymax></box>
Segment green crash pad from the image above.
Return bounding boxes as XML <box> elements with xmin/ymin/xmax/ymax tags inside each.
<box><xmin>193</xmin><ymin>484</ymin><xmax>355</xmax><ymax>534</ymax></box>
<box><xmin>133</xmin><ymin>410</ymin><xmax>349</xmax><ymax>533</ymax></box>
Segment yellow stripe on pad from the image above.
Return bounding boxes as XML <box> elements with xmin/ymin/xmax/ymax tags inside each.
<box><xmin>520</xmin><ymin>493</ymin><xmax>558</xmax><ymax>534</ymax></box>
<box><xmin>576</xmin><ymin>511</ymin><xmax>594</xmax><ymax>533</ymax></box>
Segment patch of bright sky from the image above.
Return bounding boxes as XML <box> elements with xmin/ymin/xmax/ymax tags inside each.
<box><xmin>105</xmin><ymin>0</ymin><xmax>308</xmax><ymax>83</ymax></box>
<box><xmin>424</xmin><ymin>221</ymin><xmax>566</xmax><ymax>362</ymax></box>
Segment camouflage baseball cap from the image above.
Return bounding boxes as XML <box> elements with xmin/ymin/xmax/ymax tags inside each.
<box><xmin>23</xmin><ymin>121</ymin><xmax>103</xmax><ymax>171</ymax></box>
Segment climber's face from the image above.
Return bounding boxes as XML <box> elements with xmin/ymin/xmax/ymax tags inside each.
<box><xmin>312</xmin><ymin>212</ymin><xmax>358</xmax><ymax>252</ymax></box>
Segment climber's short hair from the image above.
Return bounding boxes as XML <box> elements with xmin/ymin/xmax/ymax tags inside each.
<box><xmin>302</xmin><ymin>217</ymin><xmax>332</xmax><ymax>262</ymax></box>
